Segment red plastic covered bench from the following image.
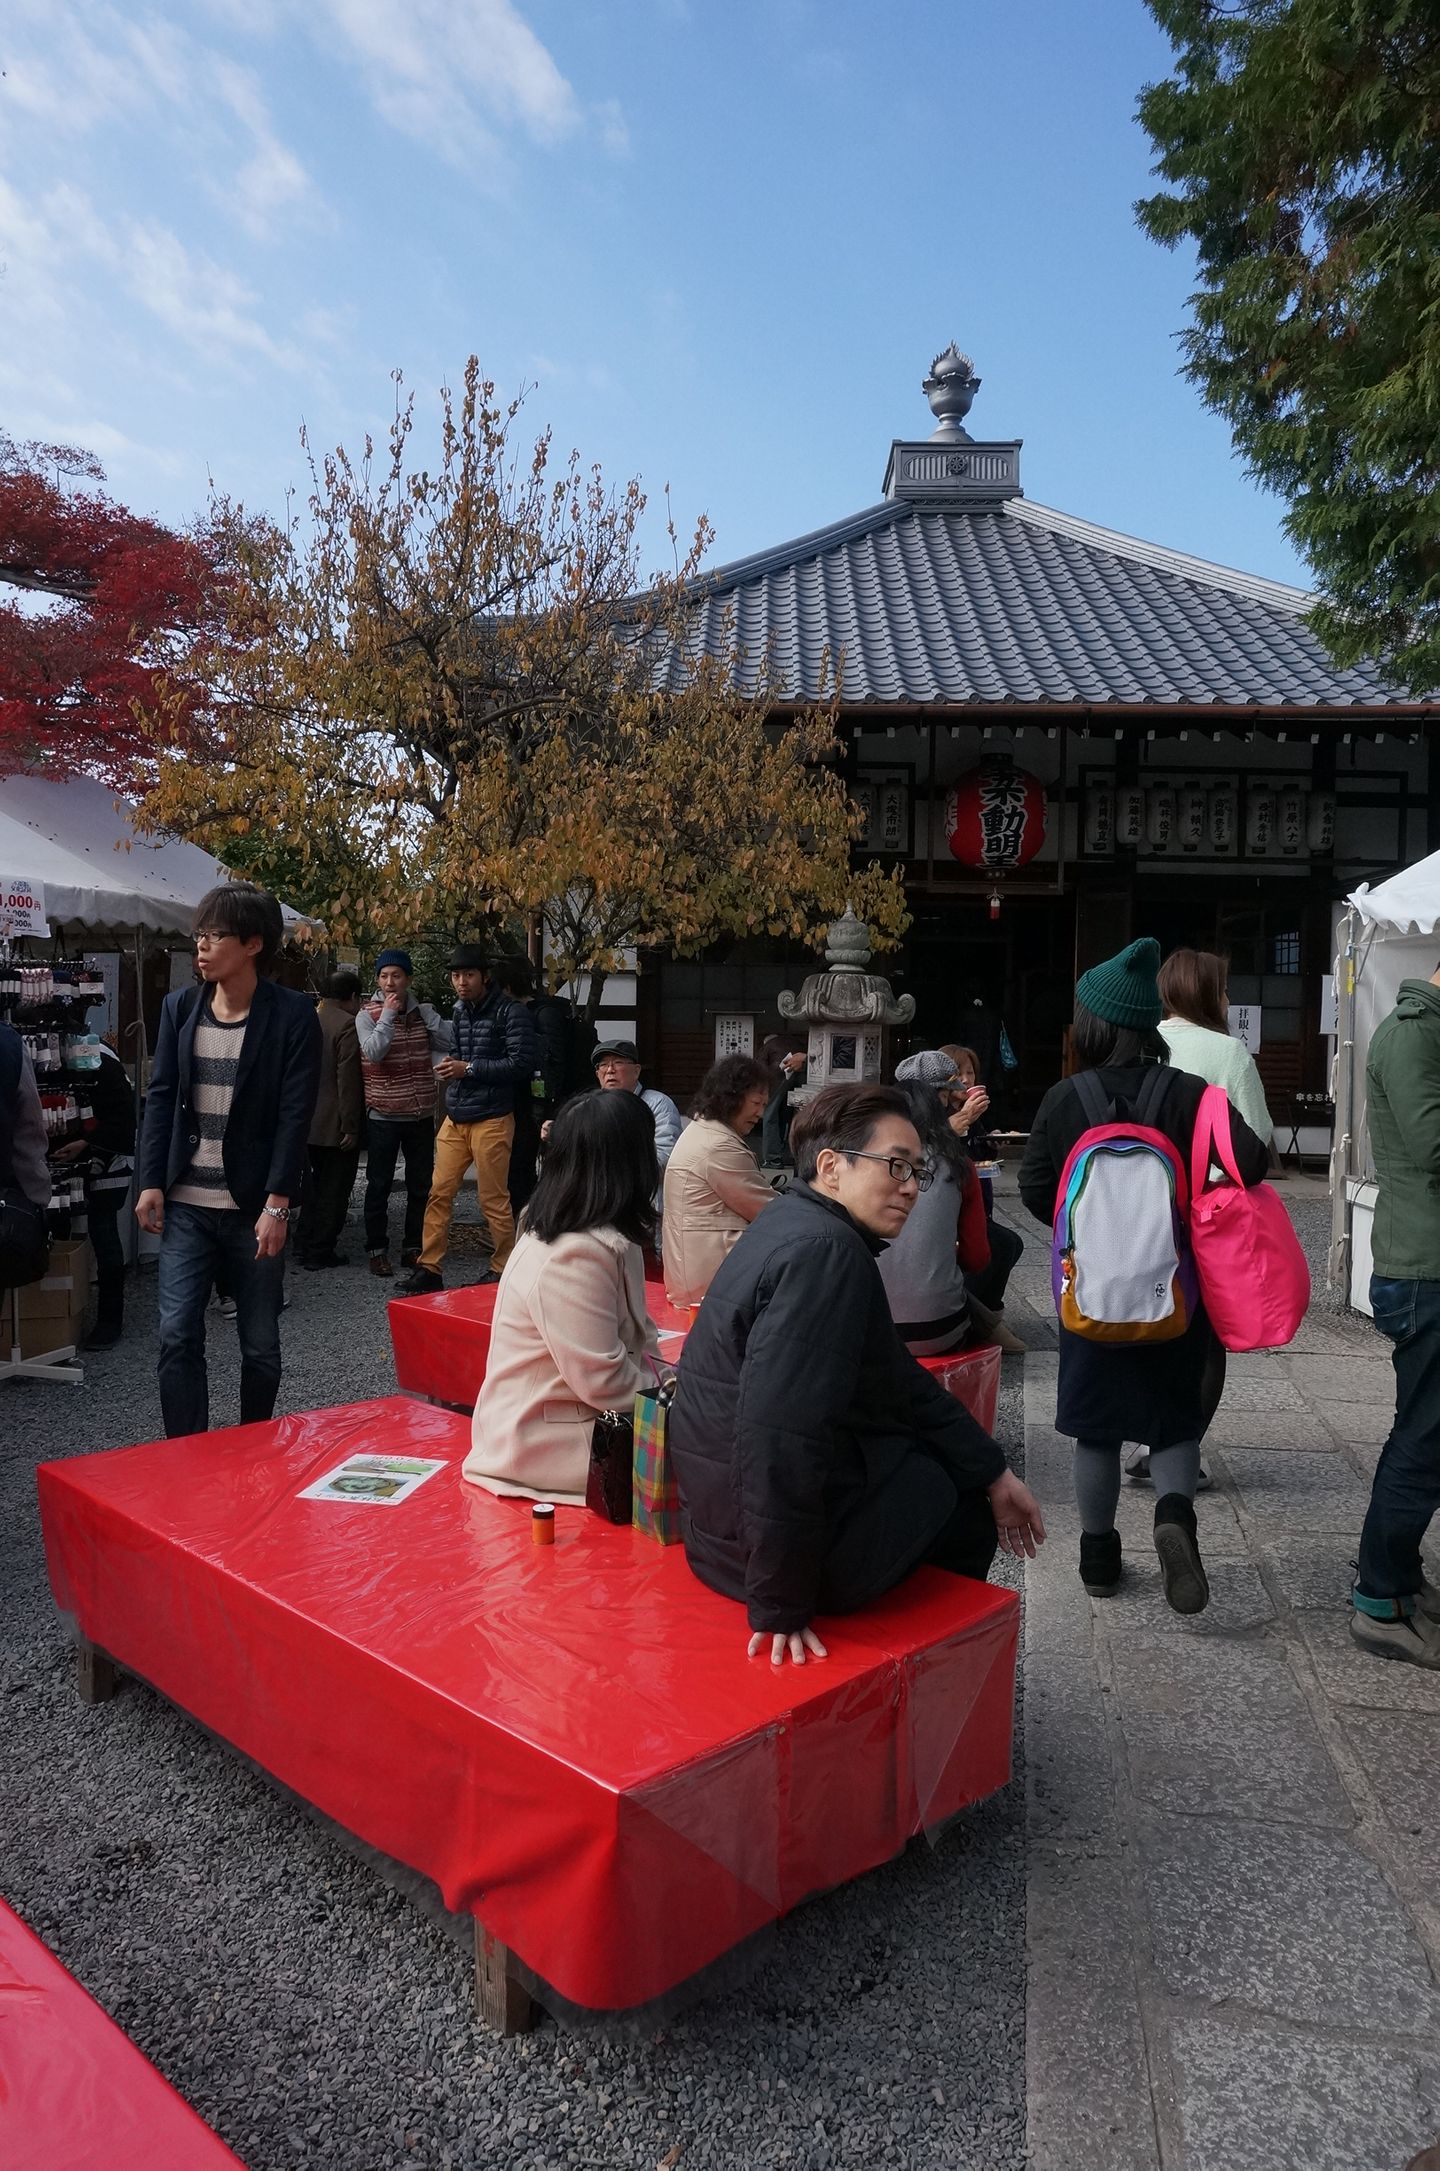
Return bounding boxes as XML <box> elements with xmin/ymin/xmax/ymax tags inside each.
<box><xmin>0</xmin><ymin>1895</ymin><xmax>244</xmax><ymax>2168</ymax></box>
<box><xmin>388</xmin><ymin>1283</ymin><xmax>1002</xmax><ymax>1433</ymax></box>
<box><xmin>39</xmin><ymin>1398</ymin><xmax>1017</xmax><ymax>2029</ymax></box>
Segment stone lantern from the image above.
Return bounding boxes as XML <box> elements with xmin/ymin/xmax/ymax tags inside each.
<box><xmin>778</xmin><ymin>905</ymin><xmax>915</xmax><ymax>1103</ymax></box>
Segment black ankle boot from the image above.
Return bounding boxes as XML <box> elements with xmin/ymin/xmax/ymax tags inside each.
<box><xmin>1079</xmin><ymin>1528</ymin><xmax>1122</xmax><ymax>1595</ymax></box>
<box><xmin>1154</xmin><ymin>1493</ymin><xmax>1209</xmax><ymax>1615</ymax></box>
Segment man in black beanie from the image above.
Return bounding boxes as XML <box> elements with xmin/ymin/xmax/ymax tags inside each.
<box><xmin>397</xmin><ymin>946</ymin><xmax>535</xmax><ymax>1295</ymax></box>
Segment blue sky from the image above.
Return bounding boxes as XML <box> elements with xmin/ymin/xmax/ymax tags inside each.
<box><xmin>0</xmin><ymin>0</ymin><xmax>1306</xmax><ymax>587</ymax></box>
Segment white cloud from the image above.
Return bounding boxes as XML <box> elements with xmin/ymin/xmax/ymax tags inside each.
<box><xmin>120</xmin><ymin>218</ymin><xmax>305</xmax><ymax>367</ymax></box>
<box><xmin>0</xmin><ymin>2</ymin><xmax>320</xmax><ymax>241</ymax></box>
<box><xmin>0</xmin><ymin>170</ymin><xmax>302</xmax><ymax>377</ymax></box>
<box><xmin>316</xmin><ymin>0</ymin><xmax>584</xmax><ymax>169</ymax></box>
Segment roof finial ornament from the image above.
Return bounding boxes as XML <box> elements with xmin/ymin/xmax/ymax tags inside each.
<box><xmin>922</xmin><ymin>344</ymin><xmax>980</xmax><ymax>443</ymax></box>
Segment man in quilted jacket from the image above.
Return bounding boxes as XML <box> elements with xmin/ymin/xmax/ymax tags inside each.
<box><xmin>396</xmin><ymin>946</ymin><xmax>535</xmax><ymax>1296</ymax></box>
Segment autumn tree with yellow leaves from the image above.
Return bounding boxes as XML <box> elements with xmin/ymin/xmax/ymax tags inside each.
<box><xmin>141</xmin><ymin>360</ymin><xmax>907</xmax><ymax>1015</ymax></box>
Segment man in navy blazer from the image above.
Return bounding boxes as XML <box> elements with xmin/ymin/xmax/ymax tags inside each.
<box><xmin>135</xmin><ymin>884</ymin><xmax>321</xmax><ymax>1436</ymax></box>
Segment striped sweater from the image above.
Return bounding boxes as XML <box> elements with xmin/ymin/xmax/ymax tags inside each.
<box><xmin>168</xmin><ymin>1012</ymin><xmax>248</xmax><ymax>1211</ymax></box>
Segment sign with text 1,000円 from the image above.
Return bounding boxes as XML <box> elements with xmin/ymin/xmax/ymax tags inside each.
<box><xmin>0</xmin><ymin>878</ymin><xmax>49</xmax><ymax>938</ymax></box>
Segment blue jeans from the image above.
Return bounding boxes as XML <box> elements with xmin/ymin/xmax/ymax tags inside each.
<box><xmin>157</xmin><ymin>1200</ymin><xmax>286</xmax><ymax>1438</ymax></box>
<box><xmin>1357</xmin><ymin>1276</ymin><xmax>1440</xmax><ymax>1606</ymax></box>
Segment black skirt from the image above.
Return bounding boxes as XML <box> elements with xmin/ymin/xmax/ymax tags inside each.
<box><xmin>1054</xmin><ymin>1303</ymin><xmax>1216</xmax><ymax>1449</ymax></box>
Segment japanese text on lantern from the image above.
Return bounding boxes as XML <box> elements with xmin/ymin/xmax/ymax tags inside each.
<box><xmin>979</xmin><ymin>771</ymin><xmax>1029</xmax><ymax>861</ymax></box>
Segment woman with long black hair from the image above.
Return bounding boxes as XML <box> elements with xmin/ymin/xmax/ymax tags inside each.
<box><xmin>463</xmin><ymin>1087</ymin><xmax>662</xmax><ymax>1506</ymax></box>
<box><xmin>1018</xmin><ymin>940</ymin><xmax>1269</xmax><ymax>1615</ymax></box>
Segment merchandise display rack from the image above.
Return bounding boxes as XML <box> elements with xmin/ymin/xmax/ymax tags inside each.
<box><xmin>1</xmin><ymin>937</ymin><xmax>107</xmax><ymax>1387</ymax></box>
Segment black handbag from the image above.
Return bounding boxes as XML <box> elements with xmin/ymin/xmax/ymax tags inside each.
<box><xmin>584</xmin><ymin>1360</ymin><xmax>676</xmax><ymax>1524</ymax></box>
<box><xmin>585</xmin><ymin>1409</ymin><xmax>634</xmax><ymax>1523</ymax></box>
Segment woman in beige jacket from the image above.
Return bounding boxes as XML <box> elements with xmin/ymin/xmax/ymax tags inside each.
<box><xmin>662</xmin><ymin>1055</ymin><xmax>774</xmax><ymax>1309</ymax></box>
<box><xmin>464</xmin><ymin>1090</ymin><xmax>662</xmax><ymax>1506</ymax></box>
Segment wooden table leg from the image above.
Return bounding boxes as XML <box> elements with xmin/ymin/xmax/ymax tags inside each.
<box><xmin>76</xmin><ymin>1636</ymin><xmax>118</xmax><ymax>1705</ymax></box>
<box><xmin>473</xmin><ymin>1922</ymin><xmax>536</xmax><ymax>2035</ymax></box>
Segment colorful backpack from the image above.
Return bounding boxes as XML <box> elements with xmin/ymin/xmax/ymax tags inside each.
<box><xmin>1050</xmin><ymin>1068</ymin><xmax>1196</xmax><ymax>1344</ymax></box>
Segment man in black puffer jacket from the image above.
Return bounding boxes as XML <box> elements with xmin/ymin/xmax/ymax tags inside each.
<box><xmin>396</xmin><ymin>945</ymin><xmax>535</xmax><ymax>1296</ymax></box>
<box><xmin>669</xmin><ymin>1083</ymin><xmax>1045</xmax><ymax>1665</ymax></box>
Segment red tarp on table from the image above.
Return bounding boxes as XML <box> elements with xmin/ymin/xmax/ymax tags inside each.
<box><xmin>38</xmin><ymin>1400</ymin><xmax>1017</xmax><ymax>2013</ymax></box>
<box><xmin>388</xmin><ymin>1281</ymin><xmax>695</xmax><ymax>1411</ymax></box>
<box><xmin>389</xmin><ymin>1283</ymin><xmax>1003</xmax><ymax>1435</ymax></box>
<box><xmin>0</xmin><ymin>1896</ymin><xmax>244</xmax><ymax>2170</ymax></box>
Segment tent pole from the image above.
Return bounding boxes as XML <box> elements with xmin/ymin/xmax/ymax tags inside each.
<box><xmin>1327</xmin><ymin>907</ymin><xmax>1355</xmax><ymax>1295</ymax></box>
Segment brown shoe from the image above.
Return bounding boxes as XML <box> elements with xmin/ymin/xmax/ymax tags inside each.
<box><xmin>368</xmin><ymin>1253</ymin><xmax>393</xmax><ymax>1277</ymax></box>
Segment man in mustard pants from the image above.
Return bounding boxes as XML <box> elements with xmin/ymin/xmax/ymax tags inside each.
<box><xmin>396</xmin><ymin>946</ymin><xmax>536</xmax><ymax>1296</ymax></box>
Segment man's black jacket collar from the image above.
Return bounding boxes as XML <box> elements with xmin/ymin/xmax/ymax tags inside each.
<box><xmin>786</xmin><ymin>1180</ymin><xmax>887</xmax><ymax>1256</ymax></box>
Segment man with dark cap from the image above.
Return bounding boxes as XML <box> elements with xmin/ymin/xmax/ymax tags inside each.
<box><xmin>397</xmin><ymin>946</ymin><xmax>535</xmax><ymax>1296</ymax></box>
<box><xmin>591</xmin><ymin>1041</ymin><xmax>684</xmax><ymax>1169</ymax></box>
<box><xmin>356</xmin><ymin>946</ymin><xmax>450</xmax><ymax>1277</ymax></box>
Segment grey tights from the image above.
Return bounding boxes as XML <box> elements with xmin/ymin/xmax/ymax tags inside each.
<box><xmin>1074</xmin><ymin>1437</ymin><xmax>1201</xmax><ymax>1534</ymax></box>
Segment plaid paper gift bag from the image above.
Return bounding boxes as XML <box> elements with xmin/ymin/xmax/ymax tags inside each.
<box><xmin>631</xmin><ymin>1388</ymin><xmax>681</xmax><ymax>1544</ymax></box>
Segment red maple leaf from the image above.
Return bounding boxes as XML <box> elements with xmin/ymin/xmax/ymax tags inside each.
<box><xmin>0</xmin><ymin>434</ymin><xmax>227</xmax><ymax>786</ymax></box>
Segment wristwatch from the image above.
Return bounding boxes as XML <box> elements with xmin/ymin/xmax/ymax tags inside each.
<box><xmin>261</xmin><ymin>1204</ymin><xmax>292</xmax><ymax>1222</ymax></box>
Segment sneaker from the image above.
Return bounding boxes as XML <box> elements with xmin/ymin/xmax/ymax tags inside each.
<box><xmin>1153</xmin><ymin>1494</ymin><xmax>1210</xmax><ymax>1615</ymax></box>
<box><xmin>396</xmin><ymin>1267</ymin><xmax>444</xmax><ymax>1297</ymax></box>
<box><xmin>213</xmin><ymin>1295</ymin><xmax>238</xmax><ymax>1321</ymax></box>
<box><xmin>1350</xmin><ymin>1607</ymin><xmax>1440</xmax><ymax>1669</ymax></box>
<box><xmin>1079</xmin><ymin>1528</ymin><xmax>1122</xmax><ymax>1596</ymax></box>
<box><xmin>368</xmin><ymin>1254</ymin><xmax>394</xmax><ymax>1278</ymax></box>
<box><xmin>1418</xmin><ymin>1576</ymin><xmax>1440</xmax><ymax>1625</ymax></box>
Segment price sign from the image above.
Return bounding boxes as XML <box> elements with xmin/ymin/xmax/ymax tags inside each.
<box><xmin>0</xmin><ymin>877</ymin><xmax>49</xmax><ymax>937</ymax></box>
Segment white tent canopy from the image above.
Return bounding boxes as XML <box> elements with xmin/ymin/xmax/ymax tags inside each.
<box><xmin>1349</xmin><ymin>849</ymin><xmax>1440</xmax><ymax>937</ymax></box>
<box><xmin>1330</xmin><ymin>850</ymin><xmax>1440</xmax><ymax>1308</ymax></box>
<box><xmin>0</xmin><ymin>773</ymin><xmax>315</xmax><ymax>940</ymax></box>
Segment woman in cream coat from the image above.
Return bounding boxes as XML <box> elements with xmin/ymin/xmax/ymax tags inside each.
<box><xmin>464</xmin><ymin>1089</ymin><xmax>661</xmax><ymax>1506</ymax></box>
<box><xmin>662</xmin><ymin>1054</ymin><xmax>774</xmax><ymax>1309</ymax></box>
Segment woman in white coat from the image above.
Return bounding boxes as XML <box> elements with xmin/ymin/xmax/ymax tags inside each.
<box><xmin>463</xmin><ymin>1089</ymin><xmax>661</xmax><ymax>1506</ymax></box>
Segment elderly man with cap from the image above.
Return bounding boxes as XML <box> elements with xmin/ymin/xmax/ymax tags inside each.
<box><xmin>397</xmin><ymin>945</ymin><xmax>535</xmax><ymax>1296</ymax></box>
<box><xmin>356</xmin><ymin>946</ymin><xmax>451</xmax><ymax>1277</ymax></box>
<box><xmin>591</xmin><ymin>1040</ymin><xmax>684</xmax><ymax>1169</ymax></box>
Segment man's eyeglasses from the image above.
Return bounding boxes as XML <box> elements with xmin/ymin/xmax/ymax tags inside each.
<box><xmin>192</xmin><ymin>928</ymin><xmax>233</xmax><ymax>947</ymax></box>
<box><xmin>843</xmin><ymin>1149</ymin><xmax>934</xmax><ymax>1191</ymax></box>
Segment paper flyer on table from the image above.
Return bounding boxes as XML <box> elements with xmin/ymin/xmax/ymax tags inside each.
<box><xmin>299</xmin><ymin>1454</ymin><xmax>447</xmax><ymax>1506</ymax></box>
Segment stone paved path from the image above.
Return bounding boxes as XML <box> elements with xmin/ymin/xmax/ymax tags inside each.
<box><xmin>996</xmin><ymin>1179</ymin><xmax>1440</xmax><ymax>2171</ymax></box>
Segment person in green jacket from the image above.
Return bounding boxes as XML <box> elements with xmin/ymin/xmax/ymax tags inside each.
<box><xmin>1353</xmin><ymin>968</ymin><xmax>1440</xmax><ymax>1668</ymax></box>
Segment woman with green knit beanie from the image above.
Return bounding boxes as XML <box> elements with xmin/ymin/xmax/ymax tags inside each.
<box><xmin>1016</xmin><ymin>938</ymin><xmax>1270</xmax><ymax>1615</ymax></box>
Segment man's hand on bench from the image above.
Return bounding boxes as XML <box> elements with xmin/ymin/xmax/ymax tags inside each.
<box><xmin>748</xmin><ymin>1626</ymin><xmax>829</xmax><ymax>1668</ymax></box>
<box><xmin>988</xmin><ymin>1470</ymin><xmax>1047</xmax><ymax>1559</ymax></box>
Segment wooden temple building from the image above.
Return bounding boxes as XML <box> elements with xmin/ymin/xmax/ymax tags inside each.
<box><xmin>635</xmin><ymin>346</ymin><xmax>1435</xmax><ymax>1128</ymax></box>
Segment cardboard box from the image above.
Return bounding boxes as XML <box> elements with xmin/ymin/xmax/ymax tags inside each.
<box><xmin>10</xmin><ymin>1312</ymin><xmax>81</xmax><ymax>1362</ymax></box>
<box><xmin>19</xmin><ymin>1239</ymin><xmax>93</xmax><ymax>1320</ymax></box>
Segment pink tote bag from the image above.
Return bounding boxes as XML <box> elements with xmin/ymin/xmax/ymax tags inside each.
<box><xmin>1188</xmin><ymin>1084</ymin><xmax>1310</xmax><ymax>1351</ymax></box>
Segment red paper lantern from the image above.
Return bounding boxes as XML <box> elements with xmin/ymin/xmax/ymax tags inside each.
<box><xmin>945</xmin><ymin>758</ymin><xmax>1047</xmax><ymax>868</ymax></box>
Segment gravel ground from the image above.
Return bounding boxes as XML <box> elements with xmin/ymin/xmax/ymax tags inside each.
<box><xmin>0</xmin><ymin>1182</ymin><xmax>1028</xmax><ymax>2171</ymax></box>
